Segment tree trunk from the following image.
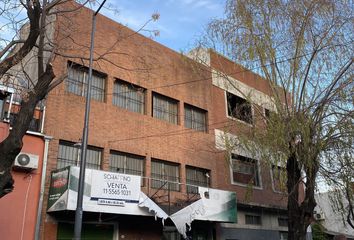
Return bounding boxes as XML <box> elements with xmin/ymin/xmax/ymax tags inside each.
<box><xmin>287</xmin><ymin>148</ymin><xmax>318</xmax><ymax>240</ymax></box>
<box><xmin>0</xmin><ymin>64</ymin><xmax>55</xmax><ymax>198</ymax></box>
<box><xmin>287</xmin><ymin>153</ymin><xmax>309</xmax><ymax>240</ymax></box>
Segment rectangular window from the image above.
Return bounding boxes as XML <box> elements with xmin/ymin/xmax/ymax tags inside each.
<box><xmin>226</xmin><ymin>92</ymin><xmax>253</xmax><ymax>124</ymax></box>
<box><xmin>231</xmin><ymin>154</ymin><xmax>260</xmax><ymax>187</ymax></box>
<box><xmin>113</xmin><ymin>80</ymin><xmax>145</xmax><ymax>114</ymax></box>
<box><xmin>184</xmin><ymin>104</ymin><xmax>207</xmax><ymax>132</ymax></box>
<box><xmin>151</xmin><ymin>159</ymin><xmax>180</xmax><ymax>191</ymax></box>
<box><xmin>264</xmin><ymin>108</ymin><xmax>271</xmax><ymax>119</ymax></box>
<box><xmin>0</xmin><ymin>91</ymin><xmax>7</xmax><ymax>119</ymax></box>
<box><xmin>272</xmin><ymin>165</ymin><xmax>287</xmax><ymax>192</ymax></box>
<box><xmin>57</xmin><ymin>141</ymin><xmax>101</xmax><ymax>169</ymax></box>
<box><xmin>245</xmin><ymin>214</ymin><xmax>262</xmax><ymax>225</ymax></box>
<box><xmin>279</xmin><ymin>232</ymin><xmax>288</xmax><ymax>240</ymax></box>
<box><xmin>152</xmin><ymin>93</ymin><xmax>178</xmax><ymax>124</ymax></box>
<box><xmin>186</xmin><ymin>166</ymin><xmax>210</xmax><ymax>194</ymax></box>
<box><xmin>278</xmin><ymin>217</ymin><xmax>288</xmax><ymax>227</ymax></box>
<box><xmin>66</xmin><ymin>63</ymin><xmax>106</xmax><ymax>102</ymax></box>
<box><xmin>6</xmin><ymin>112</ymin><xmax>40</xmax><ymax>132</ymax></box>
<box><xmin>109</xmin><ymin>151</ymin><xmax>145</xmax><ymax>177</ymax></box>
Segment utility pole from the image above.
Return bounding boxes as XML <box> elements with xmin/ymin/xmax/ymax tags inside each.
<box><xmin>73</xmin><ymin>1</ymin><xmax>106</xmax><ymax>239</ymax></box>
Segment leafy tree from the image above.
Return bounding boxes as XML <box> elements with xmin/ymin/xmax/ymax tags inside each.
<box><xmin>202</xmin><ymin>1</ymin><xmax>353</xmax><ymax>239</ymax></box>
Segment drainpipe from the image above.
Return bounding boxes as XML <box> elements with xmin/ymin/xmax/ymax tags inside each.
<box><xmin>34</xmin><ymin>135</ymin><xmax>53</xmax><ymax>240</ymax></box>
<box><xmin>40</xmin><ymin>106</ymin><xmax>46</xmax><ymax>134</ymax></box>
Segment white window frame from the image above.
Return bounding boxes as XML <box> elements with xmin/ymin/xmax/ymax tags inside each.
<box><xmin>270</xmin><ymin>164</ymin><xmax>287</xmax><ymax>194</ymax></box>
<box><xmin>229</xmin><ymin>153</ymin><xmax>263</xmax><ymax>190</ymax></box>
<box><xmin>224</xmin><ymin>91</ymin><xmax>254</xmax><ymax>125</ymax></box>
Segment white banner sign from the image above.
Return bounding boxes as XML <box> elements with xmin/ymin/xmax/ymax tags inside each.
<box><xmin>90</xmin><ymin>170</ymin><xmax>141</xmax><ymax>202</ymax></box>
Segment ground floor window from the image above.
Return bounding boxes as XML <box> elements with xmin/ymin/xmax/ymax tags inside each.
<box><xmin>278</xmin><ymin>217</ymin><xmax>288</xmax><ymax>227</ymax></box>
<box><xmin>245</xmin><ymin>214</ymin><xmax>262</xmax><ymax>225</ymax></box>
<box><xmin>279</xmin><ymin>231</ymin><xmax>288</xmax><ymax>240</ymax></box>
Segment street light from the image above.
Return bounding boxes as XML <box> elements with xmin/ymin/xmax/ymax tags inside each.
<box><xmin>73</xmin><ymin>1</ymin><xmax>106</xmax><ymax>239</ymax></box>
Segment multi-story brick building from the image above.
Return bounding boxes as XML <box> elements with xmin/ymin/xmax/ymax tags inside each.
<box><xmin>1</xmin><ymin>2</ymin><xmax>289</xmax><ymax>240</ymax></box>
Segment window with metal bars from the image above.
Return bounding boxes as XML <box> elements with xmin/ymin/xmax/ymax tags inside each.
<box><xmin>57</xmin><ymin>140</ymin><xmax>102</xmax><ymax>170</ymax></box>
<box><xmin>112</xmin><ymin>80</ymin><xmax>145</xmax><ymax>114</ymax></box>
<box><xmin>152</xmin><ymin>93</ymin><xmax>178</xmax><ymax>124</ymax></box>
<box><xmin>245</xmin><ymin>214</ymin><xmax>262</xmax><ymax>225</ymax></box>
<box><xmin>151</xmin><ymin>159</ymin><xmax>180</xmax><ymax>191</ymax></box>
<box><xmin>231</xmin><ymin>154</ymin><xmax>260</xmax><ymax>187</ymax></box>
<box><xmin>109</xmin><ymin>151</ymin><xmax>145</xmax><ymax>177</ymax></box>
<box><xmin>184</xmin><ymin>104</ymin><xmax>207</xmax><ymax>132</ymax></box>
<box><xmin>66</xmin><ymin>62</ymin><xmax>106</xmax><ymax>102</ymax></box>
<box><xmin>186</xmin><ymin>166</ymin><xmax>210</xmax><ymax>194</ymax></box>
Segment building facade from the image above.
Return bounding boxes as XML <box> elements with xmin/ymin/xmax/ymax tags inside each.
<box><xmin>1</xmin><ymin>3</ymin><xmax>290</xmax><ymax>240</ymax></box>
<box><xmin>314</xmin><ymin>191</ymin><xmax>354</xmax><ymax>240</ymax></box>
<box><xmin>0</xmin><ymin>86</ymin><xmax>52</xmax><ymax>240</ymax></box>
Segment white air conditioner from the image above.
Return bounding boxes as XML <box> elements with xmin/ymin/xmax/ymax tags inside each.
<box><xmin>314</xmin><ymin>212</ymin><xmax>325</xmax><ymax>220</ymax></box>
<box><xmin>14</xmin><ymin>152</ymin><xmax>39</xmax><ymax>170</ymax></box>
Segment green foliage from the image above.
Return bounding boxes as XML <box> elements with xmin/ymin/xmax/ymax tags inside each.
<box><xmin>312</xmin><ymin>223</ymin><xmax>328</xmax><ymax>240</ymax></box>
<box><xmin>204</xmin><ymin>0</ymin><xmax>353</xmax><ymax>239</ymax></box>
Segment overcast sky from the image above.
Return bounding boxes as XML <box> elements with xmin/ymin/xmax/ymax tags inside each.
<box><xmin>99</xmin><ymin>0</ymin><xmax>226</xmax><ymax>52</ymax></box>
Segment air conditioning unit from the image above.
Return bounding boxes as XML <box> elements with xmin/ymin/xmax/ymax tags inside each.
<box><xmin>14</xmin><ymin>152</ymin><xmax>39</xmax><ymax>170</ymax></box>
<box><xmin>314</xmin><ymin>212</ymin><xmax>325</xmax><ymax>220</ymax></box>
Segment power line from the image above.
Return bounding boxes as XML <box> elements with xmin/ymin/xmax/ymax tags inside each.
<box><xmin>107</xmin><ymin>118</ymin><xmax>245</xmax><ymax>143</ymax></box>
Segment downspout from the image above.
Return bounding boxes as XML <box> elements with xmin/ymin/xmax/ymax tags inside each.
<box><xmin>34</xmin><ymin>135</ymin><xmax>52</xmax><ymax>240</ymax></box>
<box><xmin>40</xmin><ymin>106</ymin><xmax>46</xmax><ymax>133</ymax></box>
<box><xmin>6</xmin><ymin>92</ymin><xmax>14</xmax><ymax>120</ymax></box>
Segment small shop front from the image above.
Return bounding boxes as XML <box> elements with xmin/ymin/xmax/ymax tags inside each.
<box><xmin>47</xmin><ymin>166</ymin><xmax>237</xmax><ymax>239</ymax></box>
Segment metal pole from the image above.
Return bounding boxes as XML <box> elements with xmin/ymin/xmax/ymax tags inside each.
<box><xmin>73</xmin><ymin>1</ymin><xmax>106</xmax><ymax>239</ymax></box>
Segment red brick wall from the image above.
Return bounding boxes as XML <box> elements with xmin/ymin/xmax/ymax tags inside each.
<box><xmin>40</xmin><ymin>3</ymin><xmax>287</xmax><ymax>238</ymax></box>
